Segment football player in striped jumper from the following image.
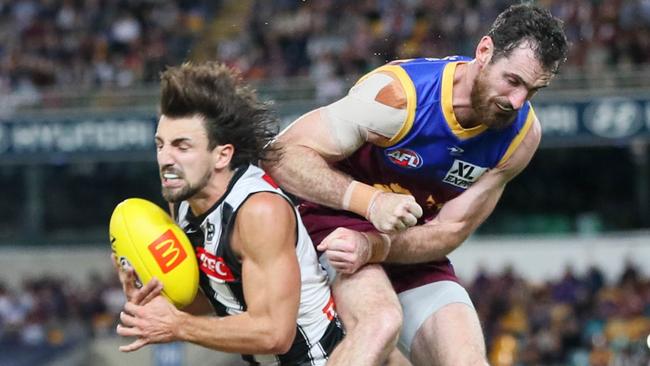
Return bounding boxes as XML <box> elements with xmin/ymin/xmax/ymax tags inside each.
<box><xmin>265</xmin><ymin>4</ymin><xmax>568</xmax><ymax>366</ymax></box>
<box><xmin>115</xmin><ymin>62</ymin><xmax>343</xmax><ymax>365</ymax></box>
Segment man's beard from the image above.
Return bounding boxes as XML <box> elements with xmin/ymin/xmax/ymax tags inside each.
<box><xmin>161</xmin><ymin>168</ymin><xmax>212</xmax><ymax>203</ymax></box>
<box><xmin>470</xmin><ymin>71</ymin><xmax>517</xmax><ymax>130</ymax></box>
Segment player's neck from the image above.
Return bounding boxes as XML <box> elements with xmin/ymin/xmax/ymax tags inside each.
<box><xmin>187</xmin><ymin>168</ymin><xmax>235</xmax><ymax>217</ymax></box>
<box><xmin>452</xmin><ymin>61</ymin><xmax>482</xmax><ymax>128</ymax></box>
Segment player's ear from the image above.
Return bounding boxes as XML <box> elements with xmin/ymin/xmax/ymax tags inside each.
<box><xmin>213</xmin><ymin>144</ymin><xmax>234</xmax><ymax>169</ymax></box>
<box><xmin>475</xmin><ymin>36</ymin><xmax>494</xmax><ymax>66</ymax></box>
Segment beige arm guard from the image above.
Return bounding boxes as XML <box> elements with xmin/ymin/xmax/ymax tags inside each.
<box><xmin>323</xmin><ymin>72</ymin><xmax>408</xmax><ymax>156</ymax></box>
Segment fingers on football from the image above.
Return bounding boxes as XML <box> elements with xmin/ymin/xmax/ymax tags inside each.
<box><xmin>121</xmin><ymin>269</ymin><xmax>140</xmax><ymax>299</ymax></box>
<box><xmin>132</xmin><ymin>279</ymin><xmax>163</xmax><ymax>305</ymax></box>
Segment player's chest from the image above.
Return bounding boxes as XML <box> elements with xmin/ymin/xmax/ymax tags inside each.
<box><xmin>379</xmin><ymin>135</ymin><xmax>500</xmax><ymax>191</ymax></box>
<box><xmin>188</xmin><ymin>215</ymin><xmax>238</xmax><ymax>284</ymax></box>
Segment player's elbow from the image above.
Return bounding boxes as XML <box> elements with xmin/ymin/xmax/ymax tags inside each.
<box><xmin>432</xmin><ymin>220</ymin><xmax>472</xmax><ymax>254</ymax></box>
<box><xmin>273</xmin><ymin>331</ymin><xmax>296</xmax><ymax>354</ymax></box>
<box><xmin>264</xmin><ymin>328</ymin><xmax>296</xmax><ymax>355</ymax></box>
<box><xmin>258</xmin><ymin>325</ymin><xmax>296</xmax><ymax>354</ymax></box>
<box><xmin>451</xmin><ymin>221</ymin><xmax>473</xmax><ymax>247</ymax></box>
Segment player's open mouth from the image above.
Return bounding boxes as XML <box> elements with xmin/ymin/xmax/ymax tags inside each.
<box><xmin>162</xmin><ymin>173</ymin><xmax>184</xmax><ymax>188</ymax></box>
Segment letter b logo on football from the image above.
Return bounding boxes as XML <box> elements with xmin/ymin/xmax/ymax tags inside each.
<box><xmin>148</xmin><ymin>229</ymin><xmax>188</xmax><ymax>273</ymax></box>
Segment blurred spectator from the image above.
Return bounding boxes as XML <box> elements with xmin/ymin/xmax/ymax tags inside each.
<box><xmin>467</xmin><ymin>265</ymin><xmax>650</xmax><ymax>366</ymax></box>
<box><xmin>0</xmin><ymin>0</ymin><xmax>218</xmax><ymax>94</ymax></box>
<box><xmin>0</xmin><ymin>0</ymin><xmax>648</xmax><ymax>107</ymax></box>
<box><xmin>215</xmin><ymin>0</ymin><xmax>650</xmax><ymax>103</ymax></box>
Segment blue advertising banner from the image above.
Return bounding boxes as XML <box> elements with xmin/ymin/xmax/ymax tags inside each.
<box><xmin>535</xmin><ymin>97</ymin><xmax>650</xmax><ymax>144</ymax></box>
<box><xmin>0</xmin><ymin>116</ymin><xmax>157</xmax><ymax>163</ymax></box>
<box><xmin>1</xmin><ymin>96</ymin><xmax>649</xmax><ymax>163</ymax></box>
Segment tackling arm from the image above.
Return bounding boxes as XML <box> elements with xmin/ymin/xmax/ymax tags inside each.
<box><xmin>375</xmin><ymin>118</ymin><xmax>542</xmax><ymax>263</ymax></box>
<box><xmin>264</xmin><ymin>72</ymin><xmax>422</xmax><ymax>232</ymax></box>
<box><xmin>265</xmin><ymin>107</ymin><xmax>362</xmax><ymax>208</ymax></box>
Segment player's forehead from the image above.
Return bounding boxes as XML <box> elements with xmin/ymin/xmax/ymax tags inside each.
<box><xmin>155</xmin><ymin>114</ymin><xmax>208</xmax><ymax>142</ymax></box>
<box><xmin>494</xmin><ymin>45</ymin><xmax>553</xmax><ymax>87</ymax></box>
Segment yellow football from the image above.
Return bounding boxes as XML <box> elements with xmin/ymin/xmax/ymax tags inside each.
<box><xmin>109</xmin><ymin>198</ymin><xmax>198</xmax><ymax>308</ymax></box>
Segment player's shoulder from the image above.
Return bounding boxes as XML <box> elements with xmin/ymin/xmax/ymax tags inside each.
<box><xmin>237</xmin><ymin>191</ymin><xmax>294</xmax><ymax>226</ymax></box>
<box><xmin>385</xmin><ymin>55</ymin><xmax>471</xmax><ymax>68</ymax></box>
<box><xmin>234</xmin><ymin>191</ymin><xmax>297</xmax><ymax>256</ymax></box>
<box><xmin>362</xmin><ymin>56</ymin><xmax>470</xmax><ymax>99</ymax></box>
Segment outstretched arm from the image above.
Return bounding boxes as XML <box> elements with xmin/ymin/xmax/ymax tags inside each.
<box><xmin>117</xmin><ymin>193</ymin><xmax>302</xmax><ymax>354</ymax></box>
<box><xmin>265</xmin><ymin>72</ymin><xmax>422</xmax><ymax>232</ymax></box>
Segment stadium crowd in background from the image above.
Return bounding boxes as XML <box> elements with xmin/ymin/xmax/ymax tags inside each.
<box><xmin>1</xmin><ymin>263</ymin><xmax>649</xmax><ymax>365</ymax></box>
<box><xmin>0</xmin><ymin>0</ymin><xmax>220</xmax><ymax>93</ymax></box>
<box><xmin>1</xmin><ymin>0</ymin><xmax>649</xmax><ymax>96</ymax></box>
<box><xmin>0</xmin><ymin>0</ymin><xmax>649</xmax><ymax>365</ymax></box>
<box><xmin>232</xmin><ymin>0</ymin><xmax>650</xmax><ymax>83</ymax></box>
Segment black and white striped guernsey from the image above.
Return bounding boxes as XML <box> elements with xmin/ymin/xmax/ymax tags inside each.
<box><xmin>176</xmin><ymin>164</ymin><xmax>343</xmax><ymax>365</ymax></box>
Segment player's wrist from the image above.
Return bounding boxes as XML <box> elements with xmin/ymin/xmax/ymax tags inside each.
<box><xmin>361</xmin><ymin>231</ymin><xmax>392</xmax><ymax>263</ymax></box>
<box><xmin>341</xmin><ymin>180</ymin><xmax>381</xmax><ymax>219</ymax></box>
<box><xmin>172</xmin><ymin>310</ymin><xmax>192</xmax><ymax>342</ymax></box>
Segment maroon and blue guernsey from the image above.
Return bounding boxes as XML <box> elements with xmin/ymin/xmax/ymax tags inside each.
<box><xmin>300</xmin><ymin>56</ymin><xmax>536</xmax><ymax>293</ymax></box>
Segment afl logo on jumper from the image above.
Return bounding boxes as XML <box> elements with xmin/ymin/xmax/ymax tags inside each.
<box><xmin>386</xmin><ymin>148</ymin><xmax>423</xmax><ymax>169</ymax></box>
<box><xmin>443</xmin><ymin>159</ymin><xmax>487</xmax><ymax>189</ymax></box>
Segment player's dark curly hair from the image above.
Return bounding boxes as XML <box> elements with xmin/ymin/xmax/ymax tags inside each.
<box><xmin>160</xmin><ymin>62</ymin><xmax>279</xmax><ymax>168</ymax></box>
<box><xmin>487</xmin><ymin>4</ymin><xmax>568</xmax><ymax>74</ymax></box>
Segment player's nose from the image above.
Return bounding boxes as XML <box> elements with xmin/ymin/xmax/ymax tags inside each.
<box><xmin>508</xmin><ymin>88</ymin><xmax>528</xmax><ymax>110</ymax></box>
<box><xmin>157</xmin><ymin>145</ymin><xmax>174</xmax><ymax>166</ymax></box>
